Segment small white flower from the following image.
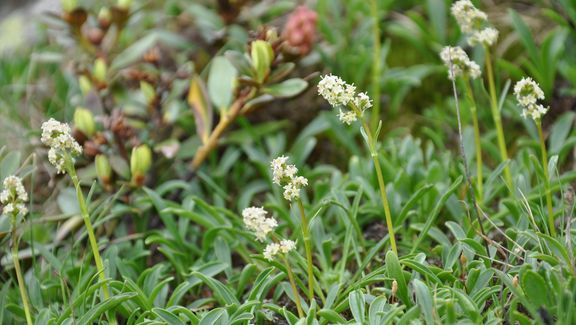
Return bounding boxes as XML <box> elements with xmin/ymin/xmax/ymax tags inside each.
<box><xmin>338</xmin><ymin>109</ymin><xmax>358</xmax><ymax>125</ymax></box>
<box><xmin>440</xmin><ymin>46</ymin><xmax>481</xmax><ymax>80</ymax></box>
<box><xmin>468</xmin><ymin>27</ymin><xmax>499</xmax><ymax>46</ymax></box>
<box><xmin>41</xmin><ymin>119</ymin><xmax>82</xmax><ymax>173</ymax></box>
<box><xmin>279</xmin><ymin>239</ymin><xmax>296</xmax><ymax>253</ymax></box>
<box><xmin>318</xmin><ymin>74</ymin><xmax>356</xmax><ymax>107</ymax></box>
<box><xmin>282</xmin><ymin>176</ymin><xmax>308</xmax><ymax>201</ymax></box>
<box><xmin>1</xmin><ymin>176</ymin><xmax>28</xmax><ymax>216</ymax></box>
<box><xmin>271</xmin><ymin>156</ymin><xmax>296</xmax><ymax>185</ymax></box>
<box><xmin>521</xmin><ymin>103</ymin><xmax>549</xmax><ymax>121</ymax></box>
<box><xmin>263</xmin><ymin>243</ymin><xmax>281</xmax><ymax>261</ymax></box>
<box><xmin>514</xmin><ymin>77</ymin><xmax>545</xmax><ymax>107</ymax></box>
<box><xmin>354</xmin><ymin>92</ymin><xmax>372</xmax><ymax>110</ymax></box>
<box><xmin>242</xmin><ymin>206</ymin><xmax>278</xmax><ymax>241</ymax></box>
<box><xmin>451</xmin><ymin>0</ymin><xmax>487</xmax><ymax>33</ymax></box>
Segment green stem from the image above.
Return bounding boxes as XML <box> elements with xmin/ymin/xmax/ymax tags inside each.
<box><xmin>369</xmin><ymin>0</ymin><xmax>382</xmax><ymax>131</ymax></box>
<box><xmin>352</xmin><ymin>105</ymin><xmax>398</xmax><ymax>254</ymax></box>
<box><xmin>282</xmin><ymin>255</ymin><xmax>304</xmax><ymax>318</ymax></box>
<box><xmin>11</xmin><ymin>217</ymin><xmax>33</xmax><ymax>325</ymax></box>
<box><xmin>68</xmin><ymin>165</ymin><xmax>116</xmax><ymax>324</ymax></box>
<box><xmin>464</xmin><ymin>79</ymin><xmax>483</xmax><ymax>202</ymax></box>
<box><xmin>296</xmin><ymin>199</ymin><xmax>316</xmax><ymax>303</ymax></box>
<box><xmin>536</xmin><ymin>120</ymin><xmax>556</xmax><ymax>236</ymax></box>
<box><xmin>484</xmin><ymin>47</ymin><xmax>513</xmax><ymax>190</ymax></box>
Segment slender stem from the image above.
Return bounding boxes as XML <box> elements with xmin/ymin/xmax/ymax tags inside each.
<box><xmin>68</xmin><ymin>165</ymin><xmax>116</xmax><ymax>324</ymax></box>
<box><xmin>352</xmin><ymin>105</ymin><xmax>398</xmax><ymax>255</ymax></box>
<box><xmin>536</xmin><ymin>120</ymin><xmax>556</xmax><ymax>236</ymax></box>
<box><xmin>484</xmin><ymin>47</ymin><xmax>513</xmax><ymax>190</ymax></box>
<box><xmin>464</xmin><ymin>79</ymin><xmax>483</xmax><ymax>202</ymax></box>
<box><xmin>11</xmin><ymin>217</ymin><xmax>33</xmax><ymax>325</ymax></box>
<box><xmin>296</xmin><ymin>199</ymin><xmax>316</xmax><ymax>302</ymax></box>
<box><xmin>282</xmin><ymin>255</ymin><xmax>304</xmax><ymax>318</ymax></box>
<box><xmin>369</xmin><ymin>0</ymin><xmax>382</xmax><ymax>131</ymax></box>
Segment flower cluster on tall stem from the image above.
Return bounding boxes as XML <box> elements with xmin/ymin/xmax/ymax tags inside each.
<box><xmin>317</xmin><ymin>75</ymin><xmax>398</xmax><ymax>255</ymax></box>
<box><xmin>450</xmin><ymin>0</ymin><xmax>513</xmax><ymax>191</ymax></box>
<box><xmin>41</xmin><ymin>118</ymin><xmax>116</xmax><ymax>324</ymax></box>
<box><xmin>270</xmin><ymin>156</ymin><xmax>317</xmax><ymax>303</ymax></box>
<box><xmin>242</xmin><ymin>206</ymin><xmax>302</xmax><ymax>317</ymax></box>
<box><xmin>1</xmin><ymin>175</ymin><xmax>33</xmax><ymax>325</ymax></box>
<box><xmin>514</xmin><ymin>78</ymin><xmax>555</xmax><ymax>236</ymax></box>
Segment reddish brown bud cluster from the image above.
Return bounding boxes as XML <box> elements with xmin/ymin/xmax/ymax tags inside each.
<box><xmin>281</xmin><ymin>6</ymin><xmax>318</xmax><ymax>56</ymax></box>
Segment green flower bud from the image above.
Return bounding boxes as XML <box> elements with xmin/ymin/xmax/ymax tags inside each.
<box><xmin>130</xmin><ymin>145</ymin><xmax>152</xmax><ymax>186</ymax></box>
<box><xmin>98</xmin><ymin>7</ymin><xmax>111</xmax><ymax>22</ymax></box>
<box><xmin>93</xmin><ymin>58</ymin><xmax>107</xmax><ymax>83</ymax></box>
<box><xmin>95</xmin><ymin>155</ymin><xmax>112</xmax><ymax>185</ymax></box>
<box><xmin>74</xmin><ymin>107</ymin><xmax>96</xmax><ymax>137</ymax></box>
<box><xmin>79</xmin><ymin>75</ymin><xmax>92</xmax><ymax>95</ymax></box>
<box><xmin>61</xmin><ymin>0</ymin><xmax>77</xmax><ymax>12</ymax></box>
<box><xmin>117</xmin><ymin>0</ymin><xmax>132</xmax><ymax>10</ymax></box>
<box><xmin>251</xmin><ymin>40</ymin><xmax>274</xmax><ymax>83</ymax></box>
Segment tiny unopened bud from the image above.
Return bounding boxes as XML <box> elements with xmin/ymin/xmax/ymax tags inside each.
<box><xmin>251</xmin><ymin>40</ymin><xmax>274</xmax><ymax>83</ymax></box>
<box><xmin>79</xmin><ymin>75</ymin><xmax>92</xmax><ymax>96</ymax></box>
<box><xmin>74</xmin><ymin>107</ymin><xmax>96</xmax><ymax>137</ymax></box>
<box><xmin>130</xmin><ymin>145</ymin><xmax>152</xmax><ymax>186</ymax></box>
<box><xmin>117</xmin><ymin>0</ymin><xmax>132</xmax><ymax>10</ymax></box>
<box><xmin>93</xmin><ymin>58</ymin><xmax>107</xmax><ymax>84</ymax></box>
<box><xmin>98</xmin><ymin>7</ymin><xmax>112</xmax><ymax>28</ymax></box>
<box><xmin>61</xmin><ymin>0</ymin><xmax>77</xmax><ymax>12</ymax></box>
<box><xmin>460</xmin><ymin>253</ymin><xmax>468</xmax><ymax>266</ymax></box>
<box><xmin>140</xmin><ymin>81</ymin><xmax>156</xmax><ymax>104</ymax></box>
<box><xmin>512</xmin><ymin>275</ymin><xmax>519</xmax><ymax>288</ymax></box>
<box><xmin>87</xmin><ymin>28</ymin><xmax>104</xmax><ymax>45</ymax></box>
<box><xmin>391</xmin><ymin>280</ymin><xmax>398</xmax><ymax>297</ymax></box>
<box><xmin>95</xmin><ymin>155</ymin><xmax>112</xmax><ymax>185</ymax></box>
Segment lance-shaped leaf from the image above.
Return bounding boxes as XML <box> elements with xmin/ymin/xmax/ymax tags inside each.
<box><xmin>188</xmin><ymin>75</ymin><xmax>213</xmax><ymax>144</ymax></box>
<box><xmin>263</xmin><ymin>78</ymin><xmax>308</xmax><ymax>98</ymax></box>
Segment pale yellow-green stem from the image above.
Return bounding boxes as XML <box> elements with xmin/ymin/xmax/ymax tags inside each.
<box><xmin>536</xmin><ymin>119</ymin><xmax>556</xmax><ymax>236</ymax></box>
<box><xmin>11</xmin><ymin>216</ymin><xmax>33</xmax><ymax>325</ymax></box>
<box><xmin>351</xmin><ymin>104</ymin><xmax>398</xmax><ymax>254</ymax></box>
<box><xmin>67</xmin><ymin>164</ymin><xmax>116</xmax><ymax>325</ymax></box>
<box><xmin>463</xmin><ymin>79</ymin><xmax>483</xmax><ymax>202</ymax></box>
<box><xmin>282</xmin><ymin>255</ymin><xmax>304</xmax><ymax>318</ymax></box>
<box><xmin>296</xmin><ymin>199</ymin><xmax>315</xmax><ymax>303</ymax></box>
<box><xmin>369</xmin><ymin>0</ymin><xmax>382</xmax><ymax>131</ymax></box>
<box><xmin>484</xmin><ymin>46</ymin><xmax>513</xmax><ymax>190</ymax></box>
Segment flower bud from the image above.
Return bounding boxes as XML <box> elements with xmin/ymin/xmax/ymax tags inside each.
<box><xmin>95</xmin><ymin>155</ymin><xmax>112</xmax><ymax>185</ymax></box>
<box><xmin>61</xmin><ymin>0</ymin><xmax>77</xmax><ymax>12</ymax></box>
<box><xmin>391</xmin><ymin>280</ymin><xmax>398</xmax><ymax>297</ymax></box>
<box><xmin>98</xmin><ymin>7</ymin><xmax>112</xmax><ymax>28</ymax></box>
<box><xmin>93</xmin><ymin>58</ymin><xmax>107</xmax><ymax>84</ymax></box>
<box><xmin>74</xmin><ymin>107</ymin><xmax>96</xmax><ymax>137</ymax></box>
<box><xmin>117</xmin><ymin>0</ymin><xmax>132</xmax><ymax>10</ymax></box>
<box><xmin>251</xmin><ymin>40</ymin><xmax>274</xmax><ymax>83</ymax></box>
<box><xmin>79</xmin><ymin>75</ymin><xmax>92</xmax><ymax>96</ymax></box>
<box><xmin>130</xmin><ymin>145</ymin><xmax>152</xmax><ymax>186</ymax></box>
<box><xmin>512</xmin><ymin>275</ymin><xmax>519</xmax><ymax>288</ymax></box>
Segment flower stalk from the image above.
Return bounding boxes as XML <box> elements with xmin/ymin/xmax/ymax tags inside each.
<box><xmin>464</xmin><ymin>78</ymin><xmax>483</xmax><ymax>201</ymax></box>
<box><xmin>297</xmin><ymin>199</ymin><xmax>316</xmax><ymax>302</ymax></box>
<box><xmin>10</xmin><ymin>217</ymin><xmax>33</xmax><ymax>325</ymax></box>
<box><xmin>282</xmin><ymin>255</ymin><xmax>304</xmax><ymax>318</ymax></box>
<box><xmin>536</xmin><ymin>119</ymin><xmax>555</xmax><ymax>236</ymax></box>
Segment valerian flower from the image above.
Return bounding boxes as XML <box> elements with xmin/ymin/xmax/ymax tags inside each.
<box><xmin>41</xmin><ymin>118</ymin><xmax>82</xmax><ymax>174</ymax></box>
<box><xmin>1</xmin><ymin>176</ymin><xmax>28</xmax><ymax>216</ymax></box>
<box><xmin>242</xmin><ymin>206</ymin><xmax>278</xmax><ymax>241</ymax></box>
<box><xmin>271</xmin><ymin>156</ymin><xmax>308</xmax><ymax>201</ymax></box>
<box><xmin>263</xmin><ymin>240</ymin><xmax>296</xmax><ymax>260</ymax></box>
<box><xmin>451</xmin><ymin>0</ymin><xmax>498</xmax><ymax>47</ymax></box>
<box><xmin>468</xmin><ymin>27</ymin><xmax>499</xmax><ymax>47</ymax></box>
<box><xmin>514</xmin><ymin>77</ymin><xmax>548</xmax><ymax>120</ymax></box>
<box><xmin>440</xmin><ymin>46</ymin><xmax>481</xmax><ymax>80</ymax></box>
<box><xmin>318</xmin><ymin>74</ymin><xmax>373</xmax><ymax>125</ymax></box>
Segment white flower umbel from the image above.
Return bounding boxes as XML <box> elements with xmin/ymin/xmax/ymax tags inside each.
<box><xmin>317</xmin><ymin>74</ymin><xmax>356</xmax><ymax>107</ymax></box>
<box><xmin>522</xmin><ymin>104</ymin><xmax>549</xmax><ymax>120</ymax></box>
<box><xmin>451</xmin><ymin>0</ymin><xmax>487</xmax><ymax>33</ymax></box>
<box><xmin>271</xmin><ymin>156</ymin><xmax>308</xmax><ymax>202</ymax></box>
<box><xmin>279</xmin><ymin>239</ymin><xmax>296</xmax><ymax>253</ymax></box>
<box><xmin>263</xmin><ymin>242</ymin><xmax>281</xmax><ymax>261</ymax></box>
<box><xmin>514</xmin><ymin>77</ymin><xmax>545</xmax><ymax>107</ymax></box>
<box><xmin>41</xmin><ymin>119</ymin><xmax>82</xmax><ymax>174</ymax></box>
<box><xmin>440</xmin><ymin>46</ymin><xmax>481</xmax><ymax>80</ymax></box>
<box><xmin>468</xmin><ymin>27</ymin><xmax>499</xmax><ymax>46</ymax></box>
<box><xmin>338</xmin><ymin>109</ymin><xmax>357</xmax><ymax>125</ymax></box>
<box><xmin>242</xmin><ymin>206</ymin><xmax>278</xmax><ymax>241</ymax></box>
<box><xmin>1</xmin><ymin>176</ymin><xmax>28</xmax><ymax>216</ymax></box>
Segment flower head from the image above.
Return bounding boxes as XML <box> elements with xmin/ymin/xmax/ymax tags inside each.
<box><xmin>514</xmin><ymin>77</ymin><xmax>548</xmax><ymax>120</ymax></box>
<box><xmin>1</xmin><ymin>176</ymin><xmax>28</xmax><ymax>216</ymax></box>
<box><xmin>451</xmin><ymin>0</ymin><xmax>487</xmax><ymax>34</ymax></box>
<box><xmin>317</xmin><ymin>74</ymin><xmax>355</xmax><ymax>107</ymax></box>
<box><xmin>338</xmin><ymin>109</ymin><xmax>358</xmax><ymax>125</ymax></box>
<box><xmin>242</xmin><ymin>206</ymin><xmax>278</xmax><ymax>241</ymax></box>
<box><xmin>41</xmin><ymin>119</ymin><xmax>82</xmax><ymax>174</ymax></box>
<box><xmin>468</xmin><ymin>27</ymin><xmax>499</xmax><ymax>46</ymax></box>
<box><xmin>263</xmin><ymin>243</ymin><xmax>281</xmax><ymax>261</ymax></box>
<box><xmin>440</xmin><ymin>46</ymin><xmax>481</xmax><ymax>80</ymax></box>
<box><xmin>271</xmin><ymin>156</ymin><xmax>308</xmax><ymax>201</ymax></box>
<box><xmin>279</xmin><ymin>239</ymin><xmax>296</xmax><ymax>253</ymax></box>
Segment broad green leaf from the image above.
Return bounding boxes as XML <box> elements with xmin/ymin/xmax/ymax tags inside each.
<box><xmin>263</xmin><ymin>79</ymin><xmax>308</xmax><ymax>98</ymax></box>
<box><xmin>208</xmin><ymin>56</ymin><xmax>237</xmax><ymax>112</ymax></box>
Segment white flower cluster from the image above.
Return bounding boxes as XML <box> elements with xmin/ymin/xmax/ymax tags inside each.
<box><xmin>242</xmin><ymin>206</ymin><xmax>278</xmax><ymax>242</ymax></box>
<box><xmin>1</xmin><ymin>176</ymin><xmax>28</xmax><ymax>216</ymax></box>
<box><xmin>263</xmin><ymin>239</ymin><xmax>296</xmax><ymax>261</ymax></box>
<box><xmin>317</xmin><ymin>74</ymin><xmax>372</xmax><ymax>125</ymax></box>
<box><xmin>451</xmin><ymin>0</ymin><xmax>498</xmax><ymax>46</ymax></box>
<box><xmin>440</xmin><ymin>46</ymin><xmax>481</xmax><ymax>80</ymax></box>
<box><xmin>271</xmin><ymin>156</ymin><xmax>308</xmax><ymax>201</ymax></box>
<box><xmin>514</xmin><ymin>77</ymin><xmax>548</xmax><ymax>120</ymax></box>
<box><xmin>41</xmin><ymin>118</ymin><xmax>82</xmax><ymax>174</ymax></box>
